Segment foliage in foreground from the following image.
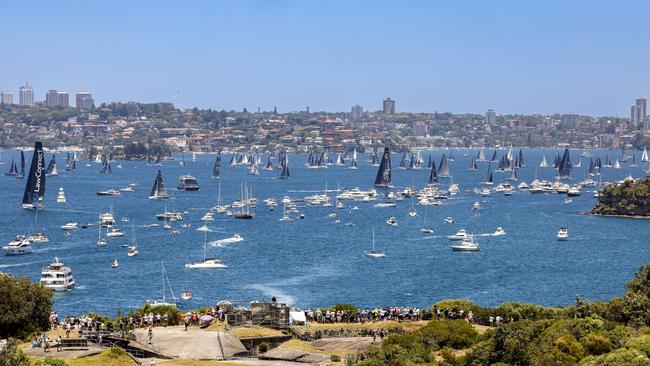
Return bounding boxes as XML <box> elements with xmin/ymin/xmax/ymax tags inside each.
<box><xmin>0</xmin><ymin>274</ymin><xmax>53</xmax><ymax>338</ymax></box>
<box><xmin>0</xmin><ymin>338</ymin><xmax>29</xmax><ymax>366</ymax></box>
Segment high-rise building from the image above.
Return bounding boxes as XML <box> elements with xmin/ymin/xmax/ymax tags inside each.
<box><xmin>46</xmin><ymin>90</ymin><xmax>58</xmax><ymax>107</ymax></box>
<box><xmin>486</xmin><ymin>109</ymin><xmax>497</xmax><ymax>125</ymax></box>
<box><xmin>383</xmin><ymin>98</ymin><xmax>395</xmax><ymax>115</ymax></box>
<box><xmin>19</xmin><ymin>83</ymin><xmax>34</xmax><ymax>106</ymax></box>
<box><xmin>76</xmin><ymin>91</ymin><xmax>94</xmax><ymax>109</ymax></box>
<box><xmin>1</xmin><ymin>91</ymin><xmax>13</xmax><ymax>105</ymax></box>
<box><xmin>631</xmin><ymin>97</ymin><xmax>646</xmax><ymax>130</ymax></box>
<box><xmin>351</xmin><ymin>104</ymin><xmax>363</xmax><ymax>119</ymax></box>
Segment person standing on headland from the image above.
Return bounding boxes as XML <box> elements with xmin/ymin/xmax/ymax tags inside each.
<box><xmin>148</xmin><ymin>326</ymin><xmax>153</xmax><ymax>345</ymax></box>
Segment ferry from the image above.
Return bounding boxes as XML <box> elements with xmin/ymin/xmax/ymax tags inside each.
<box><xmin>40</xmin><ymin>257</ymin><xmax>75</xmax><ymax>292</ymax></box>
<box><xmin>177</xmin><ymin>175</ymin><xmax>200</xmax><ymax>191</ymax></box>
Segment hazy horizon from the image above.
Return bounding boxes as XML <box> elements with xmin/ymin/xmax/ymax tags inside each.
<box><xmin>1</xmin><ymin>0</ymin><xmax>648</xmax><ymax>116</ymax></box>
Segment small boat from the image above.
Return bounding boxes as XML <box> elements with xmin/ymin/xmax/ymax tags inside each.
<box><xmin>186</xmin><ymin>230</ymin><xmax>228</xmax><ymax>269</ymax></box>
<box><xmin>386</xmin><ymin>216</ymin><xmax>398</xmax><ymax>227</ymax></box>
<box><xmin>119</xmin><ymin>186</ymin><xmax>134</xmax><ymax>192</ymax></box>
<box><xmin>147</xmin><ymin>223</ymin><xmax>160</xmax><ymax>228</ymax></box>
<box><xmin>365</xmin><ymin>229</ymin><xmax>385</xmax><ymax>258</ymax></box>
<box><xmin>112</xmin><ymin>259</ymin><xmax>119</xmax><ymax>268</ymax></box>
<box><xmin>493</xmin><ymin>227</ymin><xmax>506</xmax><ymax>236</ymax></box>
<box><xmin>450</xmin><ymin>235</ymin><xmax>480</xmax><ymax>251</ymax></box>
<box><xmin>61</xmin><ymin>222</ymin><xmax>78</xmax><ymax>231</ymax></box>
<box><xmin>408</xmin><ymin>209</ymin><xmax>417</xmax><ymax>217</ymax></box>
<box><xmin>447</xmin><ymin>229</ymin><xmax>469</xmax><ymax>240</ymax></box>
<box><xmin>564</xmin><ymin>197</ymin><xmax>573</xmax><ymax>204</ymax></box>
<box><xmin>96</xmin><ymin>189</ymin><xmax>121</xmax><ymax>196</ymax></box>
<box><xmin>121</xmin><ymin>217</ymin><xmax>129</xmax><ymax>223</ymax></box>
<box><xmin>443</xmin><ymin>217</ymin><xmax>454</xmax><ymax>224</ymax></box>
<box><xmin>472</xmin><ymin>202</ymin><xmax>481</xmax><ymax>210</ymax></box>
<box><xmin>181</xmin><ymin>290</ymin><xmax>193</xmax><ymax>301</ymax></box>
<box><xmin>106</xmin><ymin>228</ymin><xmax>125</xmax><ymax>237</ymax></box>
<box><xmin>211</xmin><ymin>233</ymin><xmax>244</xmax><ymax>246</ymax></box>
<box><xmin>557</xmin><ymin>227</ymin><xmax>569</xmax><ymax>241</ymax></box>
<box><xmin>56</xmin><ymin>187</ymin><xmax>66</xmax><ymax>203</ymax></box>
<box><xmin>420</xmin><ymin>226</ymin><xmax>434</xmax><ymax>234</ymax></box>
<box><xmin>128</xmin><ymin>246</ymin><xmax>138</xmax><ymax>256</ymax></box>
<box><xmin>81</xmin><ymin>222</ymin><xmax>94</xmax><ymax>229</ymax></box>
<box><xmin>40</xmin><ymin>257</ymin><xmax>75</xmax><ymax>291</ymax></box>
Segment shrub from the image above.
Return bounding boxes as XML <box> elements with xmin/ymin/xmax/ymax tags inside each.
<box><xmin>34</xmin><ymin>357</ymin><xmax>68</xmax><ymax>366</ymax></box>
<box><xmin>582</xmin><ymin>333</ymin><xmax>613</xmax><ymax>356</ymax></box>
<box><xmin>258</xmin><ymin>342</ymin><xmax>268</xmax><ymax>353</ymax></box>
<box><xmin>129</xmin><ymin>304</ymin><xmax>181</xmax><ymax>325</ymax></box>
<box><xmin>333</xmin><ymin>304</ymin><xmax>358</xmax><ymax>313</ymax></box>
<box><xmin>579</xmin><ymin>347</ymin><xmax>650</xmax><ymax>366</ymax></box>
<box><xmin>418</xmin><ymin>319</ymin><xmax>478</xmax><ymax>349</ymax></box>
<box><xmin>0</xmin><ymin>338</ymin><xmax>29</xmax><ymax>366</ymax></box>
<box><xmin>331</xmin><ymin>354</ymin><xmax>341</xmax><ymax>362</ymax></box>
<box><xmin>627</xmin><ymin>335</ymin><xmax>650</xmax><ymax>357</ymax></box>
<box><xmin>107</xmin><ymin>346</ymin><xmax>127</xmax><ymax>358</ymax></box>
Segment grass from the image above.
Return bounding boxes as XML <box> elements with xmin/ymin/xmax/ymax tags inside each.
<box><xmin>157</xmin><ymin>361</ymin><xmax>252</xmax><ymax>366</ymax></box>
<box><xmin>64</xmin><ymin>350</ymin><xmax>136</xmax><ymax>366</ymax></box>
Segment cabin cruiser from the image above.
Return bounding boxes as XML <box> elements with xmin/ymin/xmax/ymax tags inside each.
<box><xmin>156</xmin><ymin>211</ymin><xmax>183</xmax><ymax>221</ymax></box>
<box><xmin>4</xmin><ymin>237</ymin><xmax>33</xmax><ymax>255</ymax></box>
<box><xmin>448</xmin><ymin>183</ymin><xmax>460</xmax><ymax>196</ymax></box>
<box><xmin>386</xmin><ymin>216</ymin><xmax>398</xmax><ymax>227</ymax></box>
<box><xmin>493</xmin><ymin>227</ymin><xmax>506</xmax><ymax>236</ymax></box>
<box><xmin>40</xmin><ymin>257</ymin><xmax>75</xmax><ymax>291</ymax></box>
<box><xmin>201</xmin><ymin>212</ymin><xmax>214</xmax><ymax>221</ymax></box>
<box><xmin>443</xmin><ymin>217</ymin><xmax>454</xmax><ymax>224</ymax></box>
<box><xmin>106</xmin><ymin>228</ymin><xmax>125</xmax><ymax>237</ymax></box>
<box><xmin>375</xmin><ymin>201</ymin><xmax>397</xmax><ymax>208</ymax></box>
<box><xmin>28</xmin><ymin>232</ymin><xmax>49</xmax><ymax>243</ymax></box>
<box><xmin>450</xmin><ymin>235</ymin><xmax>480</xmax><ymax>251</ymax></box>
<box><xmin>557</xmin><ymin>228</ymin><xmax>569</xmax><ymax>241</ymax></box>
<box><xmin>447</xmin><ymin>229</ymin><xmax>469</xmax><ymax>240</ymax></box>
<box><xmin>495</xmin><ymin>183</ymin><xmax>513</xmax><ymax>192</ymax></box>
<box><xmin>96</xmin><ymin>189</ymin><xmax>121</xmax><ymax>196</ymax></box>
<box><xmin>119</xmin><ymin>186</ymin><xmax>134</xmax><ymax>192</ymax></box>
<box><xmin>177</xmin><ymin>175</ymin><xmax>200</xmax><ymax>191</ymax></box>
<box><xmin>61</xmin><ymin>222</ymin><xmax>78</xmax><ymax>231</ymax></box>
<box><xmin>185</xmin><ymin>257</ymin><xmax>227</xmax><ymax>269</ymax></box>
<box><xmin>517</xmin><ymin>182</ymin><xmax>530</xmax><ymax>190</ymax></box>
<box><xmin>564</xmin><ymin>197</ymin><xmax>573</xmax><ymax>204</ymax></box>
<box><xmin>420</xmin><ymin>226</ymin><xmax>434</xmax><ymax>234</ymax></box>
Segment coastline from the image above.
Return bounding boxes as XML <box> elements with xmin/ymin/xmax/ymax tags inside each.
<box><xmin>586</xmin><ymin>212</ymin><xmax>650</xmax><ymax>220</ymax></box>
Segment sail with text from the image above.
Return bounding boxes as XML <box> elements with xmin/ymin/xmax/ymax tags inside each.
<box><xmin>21</xmin><ymin>142</ymin><xmax>46</xmax><ymax>209</ymax></box>
<box><xmin>148</xmin><ymin>170</ymin><xmax>169</xmax><ymax>199</ymax></box>
<box><xmin>45</xmin><ymin>154</ymin><xmax>58</xmax><ymax>176</ymax></box>
<box><xmin>5</xmin><ymin>154</ymin><xmax>18</xmax><ymax>176</ymax></box>
<box><xmin>373</xmin><ymin>148</ymin><xmax>392</xmax><ymax>188</ymax></box>
<box><xmin>279</xmin><ymin>154</ymin><xmax>290</xmax><ymax>179</ymax></box>
<box><xmin>212</xmin><ymin>151</ymin><xmax>221</xmax><ymax>179</ymax></box>
<box><xmin>438</xmin><ymin>153</ymin><xmax>450</xmax><ymax>177</ymax></box>
<box><xmin>428</xmin><ymin>160</ymin><xmax>438</xmax><ymax>185</ymax></box>
<box><xmin>556</xmin><ymin>148</ymin><xmax>572</xmax><ymax>179</ymax></box>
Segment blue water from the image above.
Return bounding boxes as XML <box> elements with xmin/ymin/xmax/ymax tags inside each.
<box><xmin>0</xmin><ymin>149</ymin><xmax>648</xmax><ymax>316</ymax></box>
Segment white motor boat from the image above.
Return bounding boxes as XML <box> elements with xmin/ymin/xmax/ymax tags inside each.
<box><xmin>211</xmin><ymin>233</ymin><xmax>244</xmax><ymax>246</ymax></box>
<box><xmin>408</xmin><ymin>209</ymin><xmax>417</xmax><ymax>217</ymax></box>
<box><xmin>3</xmin><ymin>237</ymin><xmax>33</xmax><ymax>255</ymax></box>
<box><xmin>420</xmin><ymin>226</ymin><xmax>434</xmax><ymax>234</ymax></box>
<box><xmin>96</xmin><ymin>189</ymin><xmax>121</xmax><ymax>196</ymax></box>
<box><xmin>493</xmin><ymin>227</ymin><xmax>506</xmax><ymax>236</ymax></box>
<box><xmin>40</xmin><ymin>257</ymin><xmax>75</xmax><ymax>291</ymax></box>
<box><xmin>120</xmin><ymin>186</ymin><xmax>134</xmax><ymax>192</ymax></box>
<box><xmin>185</xmin><ymin>258</ymin><xmax>227</xmax><ymax>269</ymax></box>
<box><xmin>201</xmin><ymin>212</ymin><xmax>214</xmax><ymax>221</ymax></box>
<box><xmin>147</xmin><ymin>223</ymin><xmax>159</xmax><ymax>228</ymax></box>
<box><xmin>567</xmin><ymin>187</ymin><xmax>581</xmax><ymax>197</ymax></box>
<box><xmin>112</xmin><ymin>259</ymin><xmax>119</xmax><ymax>268</ymax></box>
<box><xmin>28</xmin><ymin>232</ymin><xmax>49</xmax><ymax>243</ymax></box>
<box><xmin>106</xmin><ymin>228</ymin><xmax>125</xmax><ymax>237</ymax></box>
<box><xmin>386</xmin><ymin>216</ymin><xmax>398</xmax><ymax>227</ymax></box>
<box><xmin>374</xmin><ymin>202</ymin><xmax>397</xmax><ymax>208</ymax></box>
<box><xmin>128</xmin><ymin>246</ymin><xmax>139</xmax><ymax>256</ymax></box>
<box><xmin>447</xmin><ymin>229</ymin><xmax>469</xmax><ymax>240</ymax></box>
<box><xmin>472</xmin><ymin>202</ymin><xmax>481</xmax><ymax>210</ymax></box>
<box><xmin>565</xmin><ymin>197</ymin><xmax>573</xmax><ymax>204</ymax></box>
<box><xmin>443</xmin><ymin>217</ymin><xmax>455</xmax><ymax>224</ymax></box>
<box><xmin>181</xmin><ymin>290</ymin><xmax>193</xmax><ymax>301</ymax></box>
<box><xmin>557</xmin><ymin>227</ymin><xmax>569</xmax><ymax>241</ymax></box>
<box><xmin>61</xmin><ymin>222</ymin><xmax>78</xmax><ymax>231</ymax></box>
<box><xmin>450</xmin><ymin>235</ymin><xmax>480</xmax><ymax>251</ymax></box>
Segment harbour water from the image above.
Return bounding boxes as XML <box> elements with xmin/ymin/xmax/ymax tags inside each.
<box><xmin>1</xmin><ymin>148</ymin><xmax>648</xmax><ymax>316</ymax></box>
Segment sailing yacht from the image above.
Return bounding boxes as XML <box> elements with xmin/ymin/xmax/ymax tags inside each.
<box><xmin>641</xmin><ymin>146</ymin><xmax>649</xmax><ymax>162</ymax></box>
<box><xmin>365</xmin><ymin>229</ymin><xmax>385</xmax><ymax>258</ymax></box>
<box><xmin>420</xmin><ymin>206</ymin><xmax>433</xmax><ymax>234</ymax></box>
<box><xmin>97</xmin><ymin>224</ymin><xmax>107</xmax><ymax>246</ymax></box>
<box><xmin>45</xmin><ymin>154</ymin><xmax>58</xmax><ymax>177</ymax></box>
<box><xmin>349</xmin><ymin>148</ymin><xmax>358</xmax><ymax>169</ymax></box>
<box><xmin>186</xmin><ymin>230</ymin><xmax>227</xmax><ymax>269</ymax></box>
<box><xmin>234</xmin><ymin>183</ymin><xmax>254</xmax><ymax>219</ymax></box>
<box><xmin>21</xmin><ymin>142</ymin><xmax>46</xmax><ymax>209</ymax></box>
<box><xmin>5</xmin><ymin>154</ymin><xmax>18</xmax><ymax>176</ymax></box>
<box><xmin>148</xmin><ymin>170</ymin><xmax>169</xmax><ymax>199</ymax></box>
<box><xmin>146</xmin><ymin>261</ymin><xmax>177</xmax><ymax>307</ymax></box>
<box><xmin>27</xmin><ymin>212</ymin><xmax>48</xmax><ymax>243</ymax></box>
<box><xmin>540</xmin><ymin>155</ymin><xmax>549</xmax><ymax>168</ymax></box>
<box><xmin>181</xmin><ymin>272</ymin><xmax>193</xmax><ymax>301</ymax></box>
<box><xmin>127</xmin><ymin>226</ymin><xmax>139</xmax><ymax>256</ymax></box>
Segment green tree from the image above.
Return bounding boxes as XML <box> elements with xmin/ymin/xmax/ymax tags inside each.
<box><xmin>0</xmin><ymin>274</ymin><xmax>53</xmax><ymax>338</ymax></box>
<box><xmin>578</xmin><ymin>348</ymin><xmax>650</xmax><ymax>366</ymax></box>
<box><xmin>0</xmin><ymin>338</ymin><xmax>29</xmax><ymax>366</ymax></box>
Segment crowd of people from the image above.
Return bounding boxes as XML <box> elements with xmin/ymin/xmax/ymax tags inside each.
<box><xmin>304</xmin><ymin>306</ymin><xmax>429</xmax><ymax>324</ymax></box>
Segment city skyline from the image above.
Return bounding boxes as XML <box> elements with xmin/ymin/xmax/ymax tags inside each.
<box><xmin>1</xmin><ymin>0</ymin><xmax>648</xmax><ymax>115</ymax></box>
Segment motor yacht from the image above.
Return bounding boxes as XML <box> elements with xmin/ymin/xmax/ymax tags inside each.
<box><xmin>96</xmin><ymin>189</ymin><xmax>121</xmax><ymax>196</ymax></box>
<box><xmin>106</xmin><ymin>228</ymin><xmax>125</xmax><ymax>237</ymax></box>
<box><xmin>211</xmin><ymin>233</ymin><xmax>244</xmax><ymax>246</ymax></box>
<box><xmin>61</xmin><ymin>222</ymin><xmax>78</xmax><ymax>231</ymax></box>
<box><xmin>450</xmin><ymin>235</ymin><xmax>480</xmax><ymax>251</ymax></box>
<box><xmin>185</xmin><ymin>257</ymin><xmax>227</xmax><ymax>269</ymax></box>
<box><xmin>493</xmin><ymin>227</ymin><xmax>506</xmax><ymax>236</ymax></box>
<box><xmin>557</xmin><ymin>227</ymin><xmax>569</xmax><ymax>241</ymax></box>
<box><xmin>447</xmin><ymin>229</ymin><xmax>469</xmax><ymax>240</ymax></box>
<box><xmin>28</xmin><ymin>232</ymin><xmax>49</xmax><ymax>243</ymax></box>
<box><xmin>443</xmin><ymin>217</ymin><xmax>455</xmax><ymax>224</ymax></box>
<box><xmin>3</xmin><ymin>237</ymin><xmax>33</xmax><ymax>255</ymax></box>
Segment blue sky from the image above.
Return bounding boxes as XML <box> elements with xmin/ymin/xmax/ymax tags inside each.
<box><xmin>1</xmin><ymin>0</ymin><xmax>648</xmax><ymax>115</ymax></box>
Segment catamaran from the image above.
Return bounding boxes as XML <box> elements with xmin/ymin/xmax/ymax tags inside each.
<box><xmin>21</xmin><ymin>142</ymin><xmax>46</xmax><ymax>210</ymax></box>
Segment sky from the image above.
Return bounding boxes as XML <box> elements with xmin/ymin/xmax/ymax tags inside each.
<box><xmin>1</xmin><ymin>0</ymin><xmax>648</xmax><ymax>116</ymax></box>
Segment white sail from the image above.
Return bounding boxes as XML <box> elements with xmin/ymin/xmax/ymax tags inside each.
<box><xmin>540</xmin><ymin>155</ymin><xmax>549</xmax><ymax>168</ymax></box>
<box><xmin>642</xmin><ymin>146</ymin><xmax>649</xmax><ymax>162</ymax></box>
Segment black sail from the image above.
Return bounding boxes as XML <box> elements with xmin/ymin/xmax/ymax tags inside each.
<box><xmin>149</xmin><ymin>170</ymin><xmax>168</xmax><ymax>199</ymax></box>
<box><xmin>373</xmin><ymin>148</ymin><xmax>392</xmax><ymax>188</ymax></box>
<box><xmin>22</xmin><ymin>142</ymin><xmax>46</xmax><ymax>209</ymax></box>
<box><xmin>428</xmin><ymin>160</ymin><xmax>438</xmax><ymax>185</ymax></box>
<box><xmin>557</xmin><ymin>148</ymin><xmax>572</xmax><ymax>179</ymax></box>
<box><xmin>45</xmin><ymin>154</ymin><xmax>56</xmax><ymax>175</ymax></box>
<box><xmin>280</xmin><ymin>154</ymin><xmax>290</xmax><ymax>179</ymax></box>
<box><xmin>438</xmin><ymin>153</ymin><xmax>450</xmax><ymax>177</ymax></box>
<box><xmin>19</xmin><ymin>150</ymin><xmax>25</xmax><ymax>178</ymax></box>
<box><xmin>212</xmin><ymin>151</ymin><xmax>221</xmax><ymax>178</ymax></box>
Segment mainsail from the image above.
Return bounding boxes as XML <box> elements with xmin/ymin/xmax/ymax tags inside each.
<box><xmin>149</xmin><ymin>170</ymin><xmax>169</xmax><ymax>199</ymax></box>
<box><xmin>642</xmin><ymin>146</ymin><xmax>649</xmax><ymax>162</ymax></box>
<box><xmin>279</xmin><ymin>154</ymin><xmax>290</xmax><ymax>179</ymax></box>
<box><xmin>438</xmin><ymin>153</ymin><xmax>450</xmax><ymax>177</ymax></box>
<box><xmin>349</xmin><ymin>148</ymin><xmax>358</xmax><ymax>169</ymax></box>
<box><xmin>18</xmin><ymin>150</ymin><xmax>25</xmax><ymax>178</ymax></box>
<box><xmin>212</xmin><ymin>151</ymin><xmax>221</xmax><ymax>178</ymax></box>
<box><xmin>477</xmin><ymin>149</ymin><xmax>486</xmax><ymax>161</ymax></box>
<box><xmin>490</xmin><ymin>150</ymin><xmax>498</xmax><ymax>162</ymax></box>
<box><xmin>482</xmin><ymin>165</ymin><xmax>493</xmax><ymax>184</ymax></box>
<box><xmin>428</xmin><ymin>160</ymin><xmax>438</xmax><ymax>185</ymax></box>
<box><xmin>5</xmin><ymin>154</ymin><xmax>18</xmax><ymax>176</ymax></box>
<box><xmin>540</xmin><ymin>155</ymin><xmax>549</xmax><ymax>168</ymax></box>
<box><xmin>45</xmin><ymin>154</ymin><xmax>58</xmax><ymax>176</ymax></box>
<box><xmin>21</xmin><ymin>142</ymin><xmax>46</xmax><ymax>209</ymax></box>
<box><xmin>556</xmin><ymin>148</ymin><xmax>572</xmax><ymax>179</ymax></box>
<box><xmin>373</xmin><ymin>147</ymin><xmax>392</xmax><ymax>188</ymax></box>
<box><xmin>468</xmin><ymin>157</ymin><xmax>478</xmax><ymax>171</ymax></box>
